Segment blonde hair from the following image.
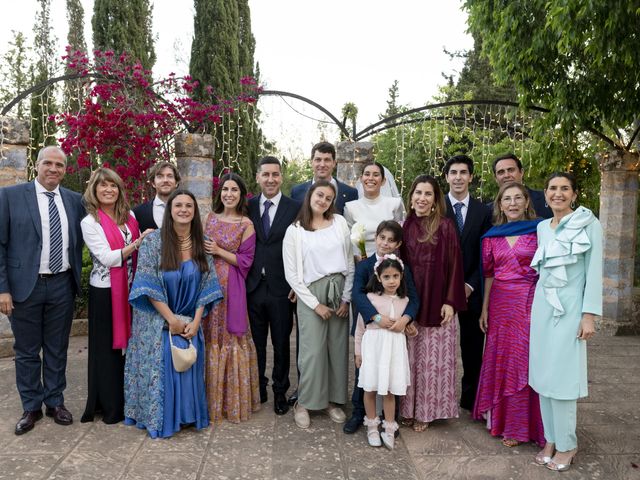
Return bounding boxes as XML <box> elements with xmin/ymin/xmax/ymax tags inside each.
<box><xmin>83</xmin><ymin>168</ymin><xmax>131</xmax><ymax>225</ymax></box>
<box><xmin>492</xmin><ymin>182</ymin><xmax>536</xmax><ymax>225</ymax></box>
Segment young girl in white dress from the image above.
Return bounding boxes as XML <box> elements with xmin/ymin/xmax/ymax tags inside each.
<box><xmin>357</xmin><ymin>254</ymin><xmax>411</xmax><ymax>450</ymax></box>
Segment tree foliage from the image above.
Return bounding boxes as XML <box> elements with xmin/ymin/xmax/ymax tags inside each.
<box><xmin>0</xmin><ymin>32</ymin><xmax>32</xmax><ymax>119</ymax></box>
<box><xmin>64</xmin><ymin>0</ymin><xmax>87</xmax><ymax>113</ymax></box>
<box><xmin>190</xmin><ymin>0</ymin><xmax>261</xmax><ymax>191</ymax></box>
<box><xmin>92</xmin><ymin>0</ymin><xmax>156</xmax><ymax>70</ymax></box>
<box><xmin>463</xmin><ymin>0</ymin><xmax>640</xmax><ymax>149</ymax></box>
<box><xmin>30</xmin><ymin>0</ymin><xmax>59</xmax><ymax>164</ymax></box>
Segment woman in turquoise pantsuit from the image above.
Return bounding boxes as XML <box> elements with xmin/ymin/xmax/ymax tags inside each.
<box><xmin>528</xmin><ymin>172</ymin><xmax>602</xmax><ymax>472</ymax></box>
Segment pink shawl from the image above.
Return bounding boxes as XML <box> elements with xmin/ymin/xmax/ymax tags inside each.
<box><xmin>97</xmin><ymin>209</ymin><xmax>140</xmax><ymax>349</ymax></box>
<box><xmin>226</xmin><ymin>232</ymin><xmax>256</xmax><ymax>336</ymax></box>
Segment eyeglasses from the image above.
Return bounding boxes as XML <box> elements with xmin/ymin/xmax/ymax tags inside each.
<box><xmin>501</xmin><ymin>195</ymin><xmax>526</xmax><ymax>205</ymax></box>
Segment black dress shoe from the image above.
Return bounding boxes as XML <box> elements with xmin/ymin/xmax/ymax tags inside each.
<box><xmin>15</xmin><ymin>410</ymin><xmax>43</xmax><ymax>435</ymax></box>
<box><xmin>287</xmin><ymin>390</ymin><xmax>298</xmax><ymax>407</ymax></box>
<box><xmin>260</xmin><ymin>390</ymin><xmax>268</xmax><ymax>404</ymax></box>
<box><xmin>274</xmin><ymin>393</ymin><xmax>289</xmax><ymax>415</ymax></box>
<box><xmin>343</xmin><ymin>414</ymin><xmax>363</xmax><ymax>434</ymax></box>
<box><xmin>45</xmin><ymin>404</ymin><xmax>73</xmax><ymax>426</ymax></box>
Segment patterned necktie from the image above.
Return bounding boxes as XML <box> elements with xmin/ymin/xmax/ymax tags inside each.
<box><xmin>262</xmin><ymin>200</ymin><xmax>273</xmax><ymax>237</ymax></box>
<box><xmin>44</xmin><ymin>191</ymin><xmax>63</xmax><ymax>273</ymax></box>
<box><xmin>454</xmin><ymin>202</ymin><xmax>464</xmax><ymax>233</ymax></box>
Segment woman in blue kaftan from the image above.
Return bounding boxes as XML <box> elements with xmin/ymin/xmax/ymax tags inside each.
<box><xmin>124</xmin><ymin>189</ymin><xmax>223</xmax><ymax>438</ymax></box>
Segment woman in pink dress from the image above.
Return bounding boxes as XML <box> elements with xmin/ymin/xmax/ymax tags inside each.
<box><xmin>203</xmin><ymin>173</ymin><xmax>260</xmax><ymax>424</ymax></box>
<box><xmin>472</xmin><ymin>182</ymin><xmax>545</xmax><ymax>447</ymax></box>
<box><xmin>399</xmin><ymin>175</ymin><xmax>466</xmax><ymax>432</ymax></box>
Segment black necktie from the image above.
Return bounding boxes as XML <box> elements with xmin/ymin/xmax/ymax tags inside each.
<box><xmin>262</xmin><ymin>200</ymin><xmax>272</xmax><ymax>236</ymax></box>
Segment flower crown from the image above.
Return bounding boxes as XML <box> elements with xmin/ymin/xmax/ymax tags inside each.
<box><xmin>374</xmin><ymin>253</ymin><xmax>404</xmax><ymax>272</ymax></box>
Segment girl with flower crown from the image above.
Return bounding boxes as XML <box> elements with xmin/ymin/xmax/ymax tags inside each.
<box><xmin>356</xmin><ymin>254</ymin><xmax>411</xmax><ymax>450</ymax></box>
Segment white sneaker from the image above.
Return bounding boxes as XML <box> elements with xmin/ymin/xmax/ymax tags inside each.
<box><xmin>293</xmin><ymin>402</ymin><xmax>310</xmax><ymax>429</ymax></box>
<box><xmin>324</xmin><ymin>405</ymin><xmax>346</xmax><ymax>423</ymax></box>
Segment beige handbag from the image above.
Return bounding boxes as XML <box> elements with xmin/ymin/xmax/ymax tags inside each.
<box><xmin>169</xmin><ymin>314</ymin><xmax>197</xmax><ymax>372</ymax></box>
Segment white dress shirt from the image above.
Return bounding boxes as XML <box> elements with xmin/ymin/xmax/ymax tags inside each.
<box><xmin>35</xmin><ymin>179</ymin><xmax>70</xmax><ymax>274</ymax></box>
<box><xmin>259</xmin><ymin>191</ymin><xmax>282</xmax><ymax>226</ymax></box>
<box><xmin>447</xmin><ymin>192</ymin><xmax>470</xmax><ymax>225</ymax></box>
<box><xmin>152</xmin><ymin>195</ymin><xmax>166</xmax><ymax>228</ymax></box>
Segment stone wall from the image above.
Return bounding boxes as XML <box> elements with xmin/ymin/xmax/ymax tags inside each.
<box><xmin>336</xmin><ymin>140</ymin><xmax>374</xmax><ymax>187</ymax></box>
<box><xmin>0</xmin><ymin>116</ymin><xmax>30</xmax><ymax>188</ymax></box>
<box><xmin>174</xmin><ymin>132</ymin><xmax>214</xmax><ymax>218</ymax></box>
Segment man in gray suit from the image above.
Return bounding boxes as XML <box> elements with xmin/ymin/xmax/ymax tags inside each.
<box><xmin>0</xmin><ymin>146</ymin><xmax>85</xmax><ymax>435</ymax></box>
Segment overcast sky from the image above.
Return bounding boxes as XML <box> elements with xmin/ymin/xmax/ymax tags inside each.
<box><xmin>0</xmin><ymin>0</ymin><xmax>473</xmax><ymax>158</ymax></box>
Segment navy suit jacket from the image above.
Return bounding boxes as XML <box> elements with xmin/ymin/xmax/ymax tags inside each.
<box><xmin>445</xmin><ymin>196</ymin><xmax>492</xmax><ymax>312</ymax></box>
<box><xmin>246</xmin><ymin>194</ymin><xmax>301</xmax><ymax>296</ymax></box>
<box><xmin>0</xmin><ymin>181</ymin><xmax>85</xmax><ymax>302</ymax></box>
<box><xmin>132</xmin><ymin>200</ymin><xmax>160</xmax><ymax>231</ymax></box>
<box><xmin>351</xmin><ymin>254</ymin><xmax>420</xmax><ymax>334</ymax></box>
<box><xmin>290</xmin><ymin>179</ymin><xmax>358</xmax><ymax>215</ymax></box>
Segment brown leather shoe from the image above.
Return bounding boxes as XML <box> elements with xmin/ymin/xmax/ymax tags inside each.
<box><xmin>45</xmin><ymin>404</ymin><xmax>73</xmax><ymax>426</ymax></box>
<box><xmin>15</xmin><ymin>410</ymin><xmax>43</xmax><ymax>435</ymax></box>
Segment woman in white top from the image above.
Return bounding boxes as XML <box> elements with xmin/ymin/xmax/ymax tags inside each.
<box><xmin>283</xmin><ymin>180</ymin><xmax>355</xmax><ymax>429</ymax></box>
<box><xmin>80</xmin><ymin>168</ymin><xmax>152</xmax><ymax>423</ymax></box>
<box><xmin>344</xmin><ymin>161</ymin><xmax>405</xmax><ymax>259</ymax></box>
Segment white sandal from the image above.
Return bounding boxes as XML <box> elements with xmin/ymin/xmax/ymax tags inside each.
<box><xmin>363</xmin><ymin>416</ymin><xmax>381</xmax><ymax>447</ymax></box>
<box><xmin>381</xmin><ymin>420</ymin><xmax>398</xmax><ymax>450</ymax></box>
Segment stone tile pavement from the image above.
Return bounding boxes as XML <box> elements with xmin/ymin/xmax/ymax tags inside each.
<box><xmin>0</xmin><ymin>334</ymin><xmax>638</xmax><ymax>479</ymax></box>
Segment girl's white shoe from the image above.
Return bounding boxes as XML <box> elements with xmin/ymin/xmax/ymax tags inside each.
<box><xmin>363</xmin><ymin>416</ymin><xmax>381</xmax><ymax>447</ymax></box>
<box><xmin>381</xmin><ymin>420</ymin><xmax>399</xmax><ymax>450</ymax></box>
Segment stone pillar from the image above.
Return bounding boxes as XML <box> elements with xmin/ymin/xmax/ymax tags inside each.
<box><xmin>0</xmin><ymin>116</ymin><xmax>30</xmax><ymax>188</ymax></box>
<box><xmin>336</xmin><ymin>141</ymin><xmax>374</xmax><ymax>187</ymax></box>
<box><xmin>598</xmin><ymin>149</ymin><xmax>640</xmax><ymax>335</ymax></box>
<box><xmin>174</xmin><ymin>132</ymin><xmax>215</xmax><ymax>219</ymax></box>
<box><xmin>0</xmin><ymin>116</ymin><xmax>30</xmax><ymax>356</ymax></box>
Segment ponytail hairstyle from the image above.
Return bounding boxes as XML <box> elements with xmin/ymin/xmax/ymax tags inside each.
<box><xmin>365</xmin><ymin>254</ymin><xmax>407</xmax><ymax>298</ymax></box>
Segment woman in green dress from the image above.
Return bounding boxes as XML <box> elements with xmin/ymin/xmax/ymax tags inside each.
<box><xmin>528</xmin><ymin>172</ymin><xmax>602</xmax><ymax>472</ymax></box>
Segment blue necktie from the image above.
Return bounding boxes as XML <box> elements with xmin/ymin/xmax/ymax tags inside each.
<box><xmin>44</xmin><ymin>191</ymin><xmax>63</xmax><ymax>273</ymax></box>
<box><xmin>262</xmin><ymin>200</ymin><xmax>272</xmax><ymax>237</ymax></box>
<box><xmin>454</xmin><ymin>202</ymin><xmax>464</xmax><ymax>233</ymax></box>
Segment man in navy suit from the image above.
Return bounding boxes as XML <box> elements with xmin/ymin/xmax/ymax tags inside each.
<box><xmin>443</xmin><ymin>155</ymin><xmax>493</xmax><ymax>411</ymax></box>
<box><xmin>247</xmin><ymin>156</ymin><xmax>301</xmax><ymax>415</ymax></box>
<box><xmin>290</xmin><ymin>141</ymin><xmax>358</xmax><ymax>214</ymax></box>
<box><xmin>0</xmin><ymin>146</ymin><xmax>85</xmax><ymax>434</ymax></box>
<box><xmin>490</xmin><ymin>153</ymin><xmax>553</xmax><ymax>219</ymax></box>
<box><xmin>132</xmin><ymin>161</ymin><xmax>180</xmax><ymax>231</ymax></box>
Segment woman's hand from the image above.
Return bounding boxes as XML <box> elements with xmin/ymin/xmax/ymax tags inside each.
<box><xmin>169</xmin><ymin>317</ymin><xmax>187</xmax><ymax>335</ymax></box>
<box><xmin>314</xmin><ymin>303</ymin><xmax>333</xmax><ymax>320</ymax></box>
<box><xmin>389</xmin><ymin>315</ymin><xmax>410</xmax><ymax>333</ymax></box>
<box><xmin>335</xmin><ymin>301</ymin><xmax>350</xmax><ymax>318</ymax></box>
<box><xmin>577</xmin><ymin>313</ymin><xmax>596</xmax><ymax>340</ymax></box>
<box><xmin>440</xmin><ymin>304</ymin><xmax>454</xmax><ymax>326</ymax></box>
<box><xmin>182</xmin><ymin>320</ymin><xmax>199</xmax><ymax>339</ymax></box>
<box><xmin>479</xmin><ymin>309</ymin><xmax>489</xmax><ymax>333</ymax></box>
<box><xmin>204</xmin><ymin>238</ymin><xmax>219</xmax><ymax>256</ymax></box>
<box><xmin>354</xmin><ymin>354</ymin><xmax>362</xmax><ymax>369</ymax></box>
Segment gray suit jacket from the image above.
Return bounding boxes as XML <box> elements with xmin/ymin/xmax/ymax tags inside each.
<box><xmin>0</xmin><ymin>181</ymin><xmax>85</xmax><ymax>302</ymax></box>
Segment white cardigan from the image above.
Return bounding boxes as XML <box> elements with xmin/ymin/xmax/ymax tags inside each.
<box><xmin>282</xmin><ymin>214</ymin><xmax>354</xmax><ymax>311</ymax></box>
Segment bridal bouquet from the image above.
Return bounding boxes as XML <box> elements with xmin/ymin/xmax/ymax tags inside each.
<box><xmin>350</xmin><ymin>222</ymin><xmax>367</xmax><ymax>258</ymax></box>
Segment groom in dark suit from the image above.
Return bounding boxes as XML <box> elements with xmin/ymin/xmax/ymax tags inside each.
<box><xmin>247</xmin><ymin>156</ymin><xmax>301</xmax><ymax>415</ymax></box>
<box><xmin>0</xmin><ymin>146</ymin><xmax>85</xmax><ymax>434</ymax></box>
<box><xmin>443</xmin><ymin>155</ymin><xmax>492</xmax><ymax>411</ymax></box>
<box><xmin>290</xmin><ymin>141</ymin><xmax>357</xmax><ymax>214</ymax></box>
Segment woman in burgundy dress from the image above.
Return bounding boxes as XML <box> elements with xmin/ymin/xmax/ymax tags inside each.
<box><xmin>399</xmin><ymin>175</ymin><xmax>466</xmax><ymax>432</ymax></box>
<box><xmin>472</xmin><ymin>182</ymin><xmax>545</xmax><ymax>447</ymax></box>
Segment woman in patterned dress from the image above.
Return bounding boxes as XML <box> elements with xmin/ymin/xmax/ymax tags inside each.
<box><xmin>399</xmin><ymin>175</ymin><xmax>466</xmax><ymax>431</ymax></box>
<box><xmin>203</xmin><ymin>173</ymin><xmax>261</xmax><ymax>424</ymax></box>
<box><xmin>472</xmin><ymin>182</ymin><xmax>545</xmax><ymax>447</ymax></box>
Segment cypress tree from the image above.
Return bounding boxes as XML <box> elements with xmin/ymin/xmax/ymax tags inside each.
<box><xmin>30</xmin><ymin>0</ymin><xmax>58</xmax><ymax>164</ymax></box>
<box><xmin>0</xmin><ymin>32</ymin><xmax>31</xmax><ymax>119</ymax></box>
<box><xmin>92</xmin><ymin>0</ymin><xmax>156</xmax><ymax>70</ymax></box>
<box><xmin>64</xmin><ymin>0</ymin><xmax>87</xmax><ymax>113</ymax></box>
<box><xmin>190</xmin><ymin>0</ymin><xmax>262</xmax><ymax>190</ymax></box>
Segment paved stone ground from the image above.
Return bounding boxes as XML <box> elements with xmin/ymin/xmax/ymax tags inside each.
<box><xmin>0</xmin><ymin>334</ymin><xmax>638</xmax><ymax>480</ymax></box>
